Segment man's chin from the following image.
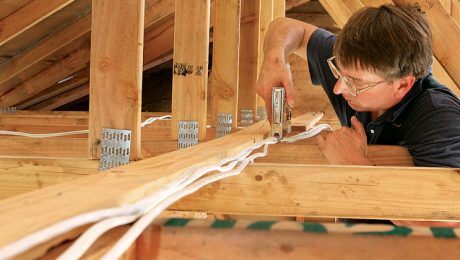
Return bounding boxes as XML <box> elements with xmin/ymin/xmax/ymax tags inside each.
<box><xmin>346</xmin><ymin>101</ymin><xmax>366</xmax><ymax>111</ymax></box>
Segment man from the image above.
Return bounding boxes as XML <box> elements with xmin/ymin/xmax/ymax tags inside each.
<box><xmin>256</xmin><ymin>4</ymin><xmax>460</xmax><ymax>168</ymax></box>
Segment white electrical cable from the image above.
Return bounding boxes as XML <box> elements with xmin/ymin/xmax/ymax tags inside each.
<box><xmin>59</xmin><ymin>138</ymin><xmax>274</xmax><ymax>259</ymax></box>
<box><xmin>0</xmin><ymin>130</ymin><xmax>89</xmax><ymax>138</ymax></box>
<box><xmin>57</xmin><ymin>214</ymin><xmax>140</xmax><ymax>260</ymax></box>
<box><xmin>280</xmin><ymin>124</ymin><xmax>332</xmax><ymax>143</ymax></box>
<box><xmin>0</xmin><ymin>124</ymin><xmax>331</xmax><ymax>260</ymax></box>
<box><xmin>0</xmin><ymin>115</ymin><xmax>172</xmax><ymax>139</ymax></box>
<box><xmin>140</xmin><ymin>115</ymin><xmax>171</xmax><ymax>127</ymax></box>
<box><xmin>101</xmin><ymin>138</ymin><xmax>277</xmax><ymax>259</ymax></box>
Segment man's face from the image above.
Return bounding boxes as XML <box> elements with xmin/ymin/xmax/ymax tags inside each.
<box><xmin>332</xmin><ymin>63</ymin><xmax>400</xmax><ymax>112</ymax></box>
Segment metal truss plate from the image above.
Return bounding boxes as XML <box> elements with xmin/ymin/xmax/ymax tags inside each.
<box><xmin>178</xmin><ymin>121</ymin><xmax>199</xmax><ymax>149</ymax></box>
<box><xmin>240</xmin><ymin>109</ymin><xmax>253</xmax><ymax>127</ymax></box>
<box><xmin>216</xmin><ymin>113</ymin><xmax>232</xmax><ymax>138</ymax></box>
<box><xmin>99</xmin><ymin>128</ymin><xmax>131</xmax><ymax>171</ymax></box>
<box><xmin>0</xmin><ymin>107</ymin><xmax>16</xmax><ymax>114</ymax></box>
<box><xmin>256</xmin><ymin>106</ymin><xmax>267</xmax><ymax>121</ymax></box>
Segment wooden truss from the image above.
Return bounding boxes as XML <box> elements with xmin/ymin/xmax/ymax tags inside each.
<box><xmin>0</xmin><ymin>0</ymin><xmax>459</xmax><ymax>258</ymax></box>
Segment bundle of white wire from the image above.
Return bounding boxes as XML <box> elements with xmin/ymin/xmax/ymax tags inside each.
<box><xmin>0</xmin><ymin>122</ymin><xmax>331</xmax><ymax>259</ymax></box>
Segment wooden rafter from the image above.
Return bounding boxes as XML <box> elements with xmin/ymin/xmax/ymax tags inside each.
<box><xmin>0</xmin><ymin>11</ymin><xmax>91</xmax><ymax>90</ymax></box>
<box><xmin>0</xmin><ymin>42</ymin><xmax>90</xmax><ymax>107</ymax></box>
<box><xmin>0</xmin><ymin>0</ymin><xmax>75</xmax><ymax>46</ymax></box>
<box><xmin>29</xmin><ymin>83</ymin><xmax>89</xmax><ymax>110</ymax></box>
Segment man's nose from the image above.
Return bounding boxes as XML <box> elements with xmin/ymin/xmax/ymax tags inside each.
<box><xmin>333</xmin><ymin>77</ymin><xmax>346</xmax><ymax>95</ymax></box>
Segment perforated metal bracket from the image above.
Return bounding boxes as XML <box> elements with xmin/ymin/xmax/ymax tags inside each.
<box><xmin>240</xmin><ymin>109</ymin><xmax>253</xmax><ymax>127</ymax></box>
<box><xmin>178</xmin><ymin>121</ymin><xmax>199</xmax><ymax>149</ymax></box>
<box><xmin>216</xmin><ymin>113</ymin><xmax>232</xmax><ymax>138</ymax></box>
<box><xmin>99</xmin><ymin>128</ymin><xmax>131</xmax><ymax>171</ymax></box>
<box><xmin>256</xmin><ymin>106</ymin><xmax>267</xmax><ymax>121</ymax></box>
<box><xmin>0</xmin><ymin>107</ymin><xmax>16</xmax><ymax>114</ymax></box>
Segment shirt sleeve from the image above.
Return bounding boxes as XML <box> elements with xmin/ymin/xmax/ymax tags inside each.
<box><xmin>307</xmin><ymin>28</ymin><xmax>354</xmax><ymax>126</ymax></box>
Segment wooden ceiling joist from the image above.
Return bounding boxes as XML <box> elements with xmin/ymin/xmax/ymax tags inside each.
<box><xmin>0</xmin><ymin>0</ymin><xmax>76</xmax><ymax>47</ymax></box>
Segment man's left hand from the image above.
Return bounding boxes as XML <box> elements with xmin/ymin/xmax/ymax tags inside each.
<box><xmin>316</xmin><ymin>116</ymin><xmax>373</xmax><ymax>165</ymax></box>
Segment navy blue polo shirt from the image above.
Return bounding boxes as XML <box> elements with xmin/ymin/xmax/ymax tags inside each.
<box><xmin>307</xmin><ymin>28</ymin><xmax>460</xmax><ymax>167</ymax></box>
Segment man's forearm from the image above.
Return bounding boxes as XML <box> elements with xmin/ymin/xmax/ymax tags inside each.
<box><xmin>263</xmin><ymin>17</ymin><xmax>317</xmax><ymax>61</ymax></box>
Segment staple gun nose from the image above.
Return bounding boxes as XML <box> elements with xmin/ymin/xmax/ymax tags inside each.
<box><xmin>271</xmin><ymin>87</ymin><xmax>291</xmax><ymax>140</ymax></box>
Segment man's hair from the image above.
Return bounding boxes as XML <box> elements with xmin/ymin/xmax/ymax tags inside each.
<box><xmin>333</xmin><ymin>4</ymin><xmax>433</xmax><ymax>79</ymax></box>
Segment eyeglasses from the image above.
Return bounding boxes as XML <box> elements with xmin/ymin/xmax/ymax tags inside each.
<box><xmin>327</xmin><ymin>56</ymin><xmax>389</xmax><ymax>97</ymax></box>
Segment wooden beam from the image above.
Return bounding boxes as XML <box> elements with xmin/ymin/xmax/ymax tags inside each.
<box><xmin>171</xmin><ymin>0</ymin><xmax>211</xmax><ymax>140</ymax></box>
<box><xmin>256</xmin><ymin>0</ymin><xmax>275</xmax><ymax>118</ymax></box>
<box><xmin>453</xmin><ymin>0</ymin><xmax>460</xmax><ymax>26</ymax></box>
<box><xmin>16</xmin><ymin>72</ymin><xmax>89</xmax><ymax>110</ymax></box>
<box><xmin>29</xmin><ymin>83</ymin><xmax>89</xmax><ymax>111</ymax></box>
<box><xmin>43</xmin><ymin>223</ymin><xmax>460</xmax><ymax>259</ymax></box>
<box><xmin>0</xmin><ymin>158</ymin><xmax>98</xmax><ymax>200</ymax></box>
<box><xmin>144</xmin><ymin>0</ymin><xmax>174</xmax><ymax>28</ymax></box>
<box><xmin>256</xmin><ymin>143</ymin><xmax>414</xmax><ymax>166</ymax></box>
<box><xmin>135</xmin><ymin>225</ymin><xmax>460</xmax><ymax>259</ymax></box>
<box><xmin>286</xmin><ymin>0</ymin><xmax>311</xmax><ymax>10</ymax></box>
<box><xmin>89</xmin><ymin>0</ymin><xmax>145</xmax><ymax>160</ymax></box>
<box><xmin>0</xmin><ymin>43</ymin><xmax>90</xmax><ymax>107</ymax></box>
<box><xmin>273</xmin><ymin>0</ymin><xmax>286</xmax><ymax>18</ymax></box>
<box><xmin>0</xmin><ymin>119</ymin><xmax>272</xmax><ymax>250</ymax></box>
<box><xmin>143</xmin><ymin>16</ymin><xmax>175</xmax><ymax>67</ymax></box>
<box><xmin>393</xmin><ymin>0</ymin><xmax>460</xmax><ymax>89</ymax></box>
<box><xmin>0</xmin><ymin>0</ymin><xmax>31</xmax><ymax>21</ymax></box>
<box><xmin>0</xmin><ymin>0</ymin><xmax>75</xmax><ymax>46</ymax></box>
<box><xmin>173</xmin><ymin>163</ymin><xmax>460</xmax><ymax>221</ymax></box>
<box><xmin>318</xmin><ymin>0</ymin><xmax>363</xmax><ymax>27</ymax></box>
<box><xmin>0</xmin><ymin>11</ymin><xmax>91</xmax><ymax>90</ymax></box>
<box><xmin>237</xmin><ymin>0</ymin><xmax>261</xmax><ymax>122</ymax></box>
<box><xmin>210</xmin><ymin>0</ymin><xmax>241</xmax><ymax>128</ymax></box>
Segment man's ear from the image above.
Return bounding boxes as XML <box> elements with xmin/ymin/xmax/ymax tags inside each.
<box><xmin>394</xmin><ymin>75</ymin><xmax>416</xmax><ymax>99</ymax></box>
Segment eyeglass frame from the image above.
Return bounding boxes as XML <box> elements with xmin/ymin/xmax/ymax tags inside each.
<box><xmin>327</xmin><ymin>56</ymin><xmax>390</xmax><ymax>97</ymax></box>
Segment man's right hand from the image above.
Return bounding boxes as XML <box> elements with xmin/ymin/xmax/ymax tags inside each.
<box><xmin>254</xmin><ymin>17</ymin><xmax>317</xmax><ymax>123</ymax></box>
<box><xmin>255</xmin><ymin>48</ymin><xmax>295</xmax><ymax>123</ymax></box>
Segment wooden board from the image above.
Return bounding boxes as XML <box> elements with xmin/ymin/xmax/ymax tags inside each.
<box><xmin>29</xmin><ymin>83</ymin><xmax>88</xmax><ymax>110</ymax></box>
<box><xmin>0</xmin><ymin>0</ymin><xmax>75</xmax><ymax>46</ymax></box>
<box><xmin>256</xmin><ymin>142</ymin><xmax>414</xmax><ymax>166</ymax></box>
<box><xmin>173</xmin><ymin>163</ymin><xmax>460</xmax><ymax>221</ymax></box>
<box><xmin>0</xmin><ymin>43</ymin><xmax>90</xmax><ymax>106</ymax></box>
<box><xmin>237</xmin><ymin>0</ymin><xmax>261</xmax><ymax>123</ymax></box>
<box><xmin>0</xmin><ymin>158</ymin><xmax>98</xmax><ymax>200</ymax></box>
<box><xmin>210</xmin><ymin>0</ymin><xmax>241</xmax><ymax>128</ymax></box>
<box><xmin>89</xmin><ymin>0</ymin><xmax>145</xmax><ymax>160</ymax></box>
<box><xmin>171</xmin><ymin>0</ymin><xmax>211</xmax><ymax>140</ymax></box>
<box><xmin>0</xmin><ymin>11</ymin><xmax>91</xmax><ymax>88</ymax></box>
<box><xmin>42</xmin><ymin>223</ymin><xmax>460</xmax><ymax>259</ymax></box>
